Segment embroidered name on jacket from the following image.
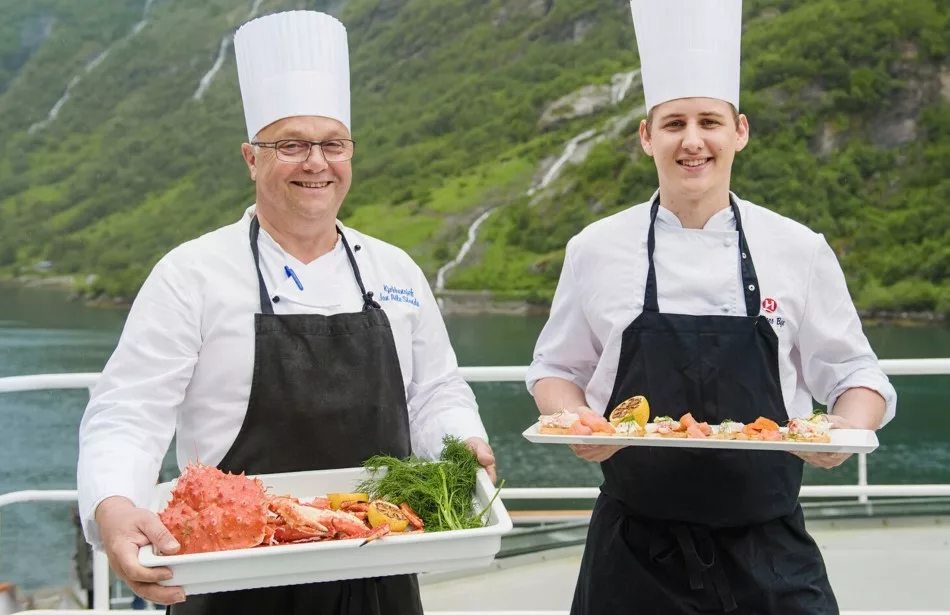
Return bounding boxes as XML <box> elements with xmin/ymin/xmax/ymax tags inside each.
<box><xmin>380</xmin><ymin>285</ymin><xmax>420</xmax><ymax>307</ymax></box>
<box><xmin>761</xmin><ymin>297</ymin><xmax>785</xmax><ymax>328</ymax></box>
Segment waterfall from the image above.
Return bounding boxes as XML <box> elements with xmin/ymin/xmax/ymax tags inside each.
<box><xmin>434</xmin><ymin>125</ymin><xmax>603</xmax><ymax>294</ymax></box>
<box><xmin>611</xmin><ymin>69</ymin><xmax>640</xmax><ymax>104</ymax></box>
<box><xmin>527</xmin><ymin>129</ymin><xmax>597</xmax><ymax>196</ymax></box>
<box><xmin>434</xmin><ymin>208</ymin><xmax>497</xmax><ymax>293</ymax></box>
<box><xmin>434</xmin><ymin>128</ymin><xmax>598</xmax><ymax>294</ymax></box>
<box><xmin>85</xmin><ymin>50</ymin><xmax>110</xmax><ymax>72</ymax></box>
<box><xmin>192</xmin><ymin>0</ymin><xmax>263</xmax><ymax>102</ymax></box>
<box><xmin>131</xmin><ymin>0</ymin><xmax>155</xmax><ymax>36</ymax></box>
<box><xmin>432</xmin><ymin>67</ymin><xmax>640</xmax><ymax>297</ymax></box>
<box><xmin>192</xmin><ymin>37</ymin><xmax>230</xmax><ymax>101</ymax></box>
<box><xmin>28</xmin><ymin>76</ymin><xmax>80</xmax><ymax>134</ymax></box>
<box><xmin>27</xmin><ymin>0</ymin><xmax>155</xmax><ymax>135</ymax></box>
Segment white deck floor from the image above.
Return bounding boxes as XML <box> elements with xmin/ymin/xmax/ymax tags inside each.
<box><xmin>15</xmin><ymin>516</ymin><xmax>950</xmax><ymax>614</ymax></box>
<box><xmin>419</xmin><ymin>515</ymin><xmax>950</xmax><ymax>613</ymax></box>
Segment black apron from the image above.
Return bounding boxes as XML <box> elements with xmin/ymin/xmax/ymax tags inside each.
<box><xmin>571</xmin><ymin>197</ymin><xmax>838</xmax><ymax>614</ymax></box>
<box><xmin>170</xmin><ymin>216</ymin><xmax>423</xmax><ymax>615</ymax></box>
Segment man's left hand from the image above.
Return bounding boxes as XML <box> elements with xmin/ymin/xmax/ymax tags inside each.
<box><xmin>792</xmin><ymin>414</ymin><xmax>858</xmax><ymax>469</ymax></box>
<box><xmin>465</xmin><ymin>437</ymin><xmax>497</xmax><ymax>484</ymax></box>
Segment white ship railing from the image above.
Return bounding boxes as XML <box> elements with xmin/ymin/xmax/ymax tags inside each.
<box><xmin>1</xmin><ymin>357</ymin><xmax>949</xmax><ymax>611</ymax></box>
<box><xmin>24</xmin><ymin>610</ymin><xmax>950</xmax><ymax>615</ymax></box>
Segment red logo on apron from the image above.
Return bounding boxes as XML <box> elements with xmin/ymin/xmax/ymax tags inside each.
<box><xmin>762</xmin><ymin>298</ymin><xmax>778</xmax><ymax>313</ymax></box>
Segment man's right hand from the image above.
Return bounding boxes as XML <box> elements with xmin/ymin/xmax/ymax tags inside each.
<box><xmin>570</xmin><ymin>443</ymin><xmax>625</xmax><ymax>462</ymax></box>
<box><xmin>95</xmin><ymin>496</ymin><xmax>185</xmax><ymax>605</ymax></box>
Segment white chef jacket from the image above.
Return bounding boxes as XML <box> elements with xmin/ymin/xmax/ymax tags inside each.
<box><xmin>526</xmin><ymin>191</ymin><xmax>897</xmax><ymax>428</ymax></box>
<box><xmin>78</xmin><ymin>205</ymin><xmax>487</xmax><ymax>546</ymax></box>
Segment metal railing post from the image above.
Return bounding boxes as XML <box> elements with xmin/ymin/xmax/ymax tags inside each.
<box><xmin>857</xmin><ymin>452</ymin><xmax>869</xmax><ymax>504</ymax></box>
<box><xmin>93</xmin><ymin>548</ymin><xmax>110</xmax><ymax>610</ymax></box>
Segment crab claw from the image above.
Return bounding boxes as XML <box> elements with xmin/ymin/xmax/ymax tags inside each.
<box><xmin>359</xmin><ymin>523</ymin><xmax>391</xmax><ymax>547</ymax></box>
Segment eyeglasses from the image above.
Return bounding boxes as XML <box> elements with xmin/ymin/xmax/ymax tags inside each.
<box><xmin>252</xmin><ymin>138</ymin><xmax>356</xmax><ymax>163</ymax></box>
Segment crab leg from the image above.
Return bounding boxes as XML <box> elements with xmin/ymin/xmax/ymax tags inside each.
<box><xmin>400</xmin><ymin>503</ymin><xmax>425</xmax><ymax>530</ymax></box>
<box><xmin>359</xmin><ymin>523</ymin><xmax>391</xmax><ymax>547</ymax></box>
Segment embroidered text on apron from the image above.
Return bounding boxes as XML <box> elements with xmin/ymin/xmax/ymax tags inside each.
<box><xmin>570</xmin><ymin>197</ymin><xmax>837</xmax><ymax>614</ymax></box>
<box><xmin>170</xmin><ymin>216</ymin><xmax>422</xmax><ymax>615</ymax></box>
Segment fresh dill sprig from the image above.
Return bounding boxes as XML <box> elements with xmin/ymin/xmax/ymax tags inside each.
<box><xmin>357</xmin><ymin>435</ymin><xmax>502</xmax><ymax>532</ymax></box>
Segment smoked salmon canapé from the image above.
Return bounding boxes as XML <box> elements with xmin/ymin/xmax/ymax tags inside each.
<box><xmin>537</xmin><ymin>397</ymin><xmax>836</xmax><ymax>443</ymax></box>
<box><xmin>539</xmin><ymin>409</ymin><xmax>616</xmax><ymax>436</ymax></box>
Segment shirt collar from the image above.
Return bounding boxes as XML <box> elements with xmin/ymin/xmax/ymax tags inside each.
<box><xmin>652</xmin><ymin>191</ymin><xmax>740</xmax><ymax>231</ymax></box>
<box><xmin>240</xmin><ymin>204</ymin><xmax>347</xmax><ymax>265</ymax></box>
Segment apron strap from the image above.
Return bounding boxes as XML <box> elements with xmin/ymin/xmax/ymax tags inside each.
<box><xmin>643</xmin><ymin>197</ymin><xmax>662</xmax><ymax>313</ymax></box>
<box><xmin>731</xmin><ymin>196</ymin><xmax>762</xmax><ymax>318</ymax></box>
<box><xmin>337</xmin><ymin>228</ymin><xmax>381</xmax><ymax>312</ymax></box>
<box><xmin>249</xmin><ymin>216</ymin><xmax>275</xmax><ymax>316</ymax></box>
<box><xmin>643</xmin><ymin>195</ymin><xmax>762</xmax><ymax>318</ymax></box>
<box><xmin>670</xmin><ymin>524</ymin><xmax>738</xmax><ymax>613</ymax></box>
<box><xmin>248</xmin><ymin>215</ymin><xmax>380</xmax><ymax>314</ymax></box>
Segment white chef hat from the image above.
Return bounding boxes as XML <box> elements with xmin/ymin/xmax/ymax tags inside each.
<box><xmin>234</xmin><ymin>10</ymin><xmax>351</xmax><ymax>141</ymax></box>
<box><xmin>630</xmin><ymin>0</ymin><xmax>743</xmax><ymax>113</ymax></box>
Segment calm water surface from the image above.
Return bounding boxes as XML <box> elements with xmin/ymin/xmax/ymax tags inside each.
<box><xmin>1</xmin><ymin>285</ymin><xmax>948</xmax><ymax>589</ymax></box>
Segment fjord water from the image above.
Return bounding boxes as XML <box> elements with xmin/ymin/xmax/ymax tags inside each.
<box><xmin>1</xmin><ymin>284</ymin><xmax>948</xmax><ymax>590</ymax></box>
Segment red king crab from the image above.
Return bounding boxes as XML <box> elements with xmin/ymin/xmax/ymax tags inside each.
<box><xmin>157</xmin><ymin>463</ymin><xmax>395</xmax><ymax>555</ymax></box>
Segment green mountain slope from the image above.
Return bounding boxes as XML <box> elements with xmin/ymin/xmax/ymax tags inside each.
<box><xmin>0</xmin><ymin>0</ymin><xmax>947</xmax><ymax>316</ymax></box>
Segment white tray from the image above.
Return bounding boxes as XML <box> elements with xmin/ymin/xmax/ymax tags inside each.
<box><xmin>522</xmin><ymin>422</ymin><xmax>879</xmax><ymax>454</ymax></box>
<box><xmin>139</xmin><ymin>466</ymin><xmax>511</xmax><ymax>596</ymax></box>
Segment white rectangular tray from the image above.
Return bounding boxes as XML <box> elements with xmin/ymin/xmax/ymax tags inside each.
<box><xmin>139</xmin><ymin>466</ymin><xmax>511</xmax><ymax>596</ymax></box>
<box><xmin>522</xmin><ymin>422</ymin><xmax>879</xmax><ymax>454</ymax></box>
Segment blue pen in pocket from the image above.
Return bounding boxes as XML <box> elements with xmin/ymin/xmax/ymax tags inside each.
<box><xmin>284</xmin><ymin>265</ymin><xmax>304</xmax><ymax>291</ymax></box>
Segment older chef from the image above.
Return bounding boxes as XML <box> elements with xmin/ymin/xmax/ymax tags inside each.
<box><xmin>526</xmin><ymin>1</ymin><xmax>896</xmax><ymax>613</ymax></box>
<box><xmin>77</xmin><ymin>10</ymin><xmax>494</xmax><ymax>614</ymax></box>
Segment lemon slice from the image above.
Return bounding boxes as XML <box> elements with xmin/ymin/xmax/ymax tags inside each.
<box><xmin>367</xmin><ymin>500</ymin><xmax>409</xmax><ymax>532</ymax></box>
<box><xmin>609</xmin><ymin>396</ymin><xmax>650</xmax><ymax>428</ymax></box>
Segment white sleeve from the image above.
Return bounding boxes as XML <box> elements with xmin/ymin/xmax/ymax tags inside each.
<box><xmin>77</xmin><ymin>255</ymin><xmax>201</xmax><ymax>547</ymax></box>
<box><xmin>406</xmin><ymin>267</ymin><xmax>488</xmax><ymax>460</ymax></box>
<box><xmin>796</xmin><ymin>236</ymin><xmax>897</xmax><ymax>427</ymax></box>
<box><xmin>525</xmin><ymin>238</ymin><xmax>601</xmax><ymax>395</ymax></box>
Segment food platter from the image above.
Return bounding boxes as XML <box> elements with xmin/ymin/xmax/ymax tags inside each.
<box><xmin>523</xmin><ymin>398</ymin><xmax>879</xmax><ymax>454</ymax></box>
<box><xmin>138</xmin><ymin>466</ymin><xmax>511</xmax><ymax>596</ymax></box>
<box><xmin>522</xmin><ymin>421</ymin><xmax>879</xmax><ymax>453</ymax></box>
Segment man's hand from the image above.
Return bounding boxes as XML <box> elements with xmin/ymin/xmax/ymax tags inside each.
<box><xmin>95</xmin><ymin>496</ymin><xmax>185</xmax><ymax>605</ymax></box>
<box><xmin>465</xmin><ymin>437</ymin><xmax>497</xmax><ymax>484</ymax></box>
<box><xmin>569</xmin><ymin>443</ymin><xmax>625</xmax><ymax>462</ymax></box>
<box><xmin>792</xmin><ymin>414</ymin><xmax>857</xmax><ymax>469</ymax></box>
<box><xmin>569</xmin><ymin>406</ymin><xmax>625</xmax><ymax>462</ymax></box>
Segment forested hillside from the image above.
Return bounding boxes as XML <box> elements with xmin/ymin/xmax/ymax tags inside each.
<box><xmin>0</xmin><ymin>0</ymin><xmax>947</xmax><ymax>316</ymax></box>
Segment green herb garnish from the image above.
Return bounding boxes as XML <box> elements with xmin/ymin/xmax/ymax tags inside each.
<box><xmin>357</xmin><ymin>435</ymin><xmax>504</xmax><ymax>532</ymax></box>
<box><xmin>618</xmin><ymin>413</ymin><xmax>639</xmax><ymax>424</ymax></box>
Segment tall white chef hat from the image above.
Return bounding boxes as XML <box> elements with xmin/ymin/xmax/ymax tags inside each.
<box><xmin>234</xmin><ymin>10</ymin><xmax>351</xmax><ymax>141</ymax></box>
<box><xmin>630</xmin><ymin>0</ymin><xmax>743</xmax><ymax>114</ymax></box>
